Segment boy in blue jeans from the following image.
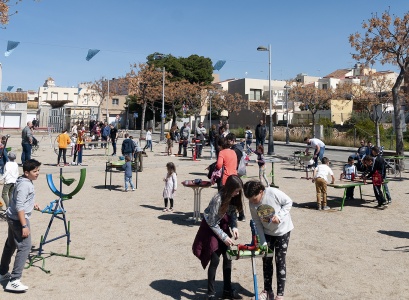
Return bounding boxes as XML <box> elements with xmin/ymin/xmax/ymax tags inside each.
<box><xmin>0</xmin><ymin>159</ymin><xmax>41</xmax><ymax>292</ymax></box>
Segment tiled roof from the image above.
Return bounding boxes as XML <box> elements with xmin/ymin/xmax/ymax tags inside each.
<box><xmin>0</xmin><ymin>92</ymin><xmax>27</xmax><ymax>103</ymax></box>
<box><xmin>323</xmin><ymin>69</ymin><xmax>351</xmax><ymax>79</ymax></box>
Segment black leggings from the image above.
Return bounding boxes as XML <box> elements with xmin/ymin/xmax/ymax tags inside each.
<box><xmin>164</xmin><ymin>198</ymin><xmax>173</xmax><ymax>209</ymax></box>
<box><xmin>208</xmin><ymin>240</ymin><xmax>231</xmax><ymax>296</ymax></box>
<box><xmin>58</xmin><ymin>148</ymin><xmax>67</xmax><ymax>164</ymax></box>
<box><xmin>263</xmin><ymin>231</ymin><xmax>291</xmax><ymax>296</ymax></box>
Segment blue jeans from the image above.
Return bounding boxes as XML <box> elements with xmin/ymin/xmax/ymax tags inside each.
<box><xmin>144</xmin><ymin>140</ymin><xmax>152</xmax><ymax>151</ymax></box>
<box><xmin>124</xmin><ymin>176</ymin><xmax>134</xmax><ymax>190</ymax></box>
<box><xmin>256</xmin><ymin>138</ymin><xmax>265</xmax><ymax>148</ymax></box>
<box><xmin>77</xmin><ymin>145</ymin><xmax>83</xmax><ymax>164</ymax></box>
<box><xmin>313</xmin><ymin>146</ymin><xmax>325</xmax><ymax>168</ymax></box>
<box><xmin>112</xmin><ymin>141</ymin><xmax>117</xmax><ymax>155</ymax></box>
<box><xmin>21</xmin><ymin>143</ymin><xmax>32</xmax><ymax>164</ymax></box>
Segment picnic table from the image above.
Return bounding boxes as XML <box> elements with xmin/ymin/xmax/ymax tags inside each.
<box><xmin>328</xmin><ymin>179</ymin><xmax>389</xmax><ymax>211</ymax></box>
<box><xmin>104</xmin><ymin>159</ymin><xmax>139</xmax><ymax>191</ymax></box>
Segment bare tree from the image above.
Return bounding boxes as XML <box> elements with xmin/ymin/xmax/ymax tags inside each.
<box><xmin>349</xmin><ymin>9</ymin><xmax>409</xmax><ymax>155</ymax></box>
<box><xmin>289</xmin><ymin>83</ymin><xmax>333</xmax><ymax>132</ymax></box>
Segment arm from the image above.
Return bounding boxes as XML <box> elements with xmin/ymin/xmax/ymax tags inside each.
<box><xmin>228</xmin><ymin>205</ymin><xmax>239</xmax><ymax>240</ymax></box>
<box><xmin>330</xmin><ymin>175</ymin><xmax>335</xmax><ymax>184</ymax></box>
<box><xmin>203</xmin><ymin>195</ymin><xmax>230</xmax><ymax>243</ymax></box>
<box><xmin>275</xmin><ymin>191</ymin><xmax>293</xmax><ymax>224</ymax></box>
<box><xmin>216</xmin><ymin>152</ymin><xmax>223</xmax><ymax>170</ymax></box>
<box><xmin>172</xmin><ymin>173</ymin><xmax>177</xmax><ymax>191</ymax></box>
<box><xmin>314</xmin><ymin>145</ymin><xmax>320</xmax><ymax>157</ymax></box>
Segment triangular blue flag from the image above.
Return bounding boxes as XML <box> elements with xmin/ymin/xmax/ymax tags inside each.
<box><xmin>86</xmin><ymin>49</ymin><xmax>100</xmax><ymax>61</ymax></box>
<box><xmin>78</xmin><ymin>87</ymin><xmax>82</xmax><ymax>94</ymax></box>
<box><xmin>5</xmin><ymin>40</ymin><xmax>20</xmax><ymax>57</ymax></box>
<box><xmin>6</xmin><ymin>86</ymin><xmax>14</xmax><ymax>91</ymax></box>
<box><xmin>213</xmin><ymin>60</ymin><xmax>226</xmax><ymax>71</ymax></box>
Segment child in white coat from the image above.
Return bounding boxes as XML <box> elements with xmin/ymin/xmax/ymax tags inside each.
<box><xmin>162</xmin><ymin>162</ymin><xmax>177</xmax><ymax>212</ymax></box>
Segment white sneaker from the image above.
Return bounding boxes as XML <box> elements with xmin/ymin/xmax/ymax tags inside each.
<box><xmin>6</xmin><ymin>279</ymin><xmax>29</xmax><ymax>292</ymax></box>
<box><xmin>132</xmin><ymin>188</ymin><xmax>135</xmax><ymax>191</ymax></box>
<box><xmin>252</xmin><ymin>290</ymin><xmax>274</xmax><ymax>300</ymax></box>
<box><xmin>0</xmin><ymin>272</ymin><xmax>11</xmax><ymax>281</ymax></box>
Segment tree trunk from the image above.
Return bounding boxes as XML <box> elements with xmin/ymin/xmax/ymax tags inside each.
<box><xmin>392</xmin><ymin>68</ymin><xmax>405</xmax><ymax>155</ymax></box>
<box><xmin>311</xmin><ymin>112</ymin><xmax>316</xmax><ymax>137</ymax></box>
<box><xmin>375</xmin><ymin>120</ymin><xmax>380</xmax><ymax>148</ymax></box>
<box><xmin>140</xmin><ymin>100</ymin><xmax>147</xmax><ymax>139</ymax></box>
<box><xmin>152</xmin><ymin>109</ymin><xmax>156</xmax><ymax>133</ymax></box>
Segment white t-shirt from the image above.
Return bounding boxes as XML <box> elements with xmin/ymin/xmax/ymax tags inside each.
<box><xmin>314</xmin><ymin>164</ymin><xmax>333</xmax><ymax>182</ymax></box>
<box><xmin>343</xmin><ymin>164</ymin><xmax>357</xmax><ymax>180</ymax></box>
<box><xmin>0</xmin><ymin>161</ymin><xmax>19</xmax><ymax>184</ymax></box>
<box><xmin>309</xmin><ymin>138</ymin><xmax>325</xmax><ymax>149</ymax></box>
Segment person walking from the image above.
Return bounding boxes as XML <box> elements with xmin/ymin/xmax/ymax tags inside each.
<box><xmin>122</xmin><ymin>155</ymin><xmax>135</xmax><ymax>192</ymax></box>
<box><xmin>144</xmin><ymin>128</ymin><xmax>153</xmax><ymax>152</ymax></box>
<box><xmin>73</xmin><ymin>130</ymin><xmax>85</xmax><ymax>166</ymax></box>
<box><xmin>196</xmin><ymin>122</ymin><xmax>207</xmax><ymax>158</ymax></box>
<box><xmin>0</xmin><ymin>152</ymin><xmax>18</xmax><ymax>212</ymax></box>
<box><xmin>21</xmin><ymin>121</ymin><xmax>33</xmax><ymax>165</ymax></box>
<box><xmin>121</xmin><ymin>133</ymin><xmax>135</xmax><ymax>159</ymax></box>
<box><xmin>109</xmin><ymin>124</ymin><xmax>118</xmax><ymax>156</ymax></box>
<box><xmin>255</xmin><ymin>120</ymin><xmax>267</xmax><ymax>148</ymax></box>
<box><xmin>57</xmin><ymin>129</ymin><xmax>71</xmax><ymax>167</ymax></box>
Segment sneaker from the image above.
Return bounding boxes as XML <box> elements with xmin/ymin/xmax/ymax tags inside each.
<box><xmin>0</xmin><ymin>272</ymin><xmax>11</xmax><ymax>281</ymax></box>
<box><xmin>131</xmin><ymin>188</ymin><xmax>136</xmax><ymax>191</ymax></box>
<box><xmin>5</xmin><ymin>279</ymin><xmax>28</xmax><ymax>292</ymax></box>
<box><xmin>168</xmin><ymin>208</ymin><xmax>173</xmax><ymax>212</ymax></box>
<box><xmin>317</xmin><ymin>205</ymin><xmax>322</xmax><ymax>211</ymax></box>
<box><xmin>238</xmin><ymin>216</ymin><xmax>246</xmax><ymax>222</ymax></box>
<box><xmin>162</xmin><ymin>208</ymin><xmax>168</xmax><ymax>212</ymax></box>
<box><xmin>124</xmin><ymin>189</ymin><xmax>128</xmax><ymax>192</ymax></box>
<box><xmin>222</xmin><ymin>288</ymin><xmax>242</xmax><ymax>299</ymax></box>
<box><xmin>207</xmin><ymin>295</ymin><xmax>216</xmax><ymax>300</ymax></box>
<box><xmin>64</xmin><ymin>163</ymin><xmax>70</xmax><ymax>166</ymax></box>
<box><xmin>252</xmin><ymin>290</ymin><xmax>274</xmax><ymax>300</ymax></box>
<box><xmin>322</xmin><ymin>206</ymin><xmax>331</xmax><ymax>211</ymax></box>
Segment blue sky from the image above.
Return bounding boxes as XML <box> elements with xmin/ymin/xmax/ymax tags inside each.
<box><xmin>1</xmin><ymin>0</ymin><xmax>408</xmax><ymax>91</ymax></box>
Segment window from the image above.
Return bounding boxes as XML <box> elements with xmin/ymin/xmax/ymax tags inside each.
<box><xmin>63</xmin><ymin>93</ymin><xmax>69</xmax><ymax>100</ymax></box>
<box><xmin>51</xmin><ymin>92</ymin><xmax>58</xmax><ymax>100</ymax></box>
<box><xmin>112</xmin><ymin>98</ymin><xmax>119</xmax><ymax>105</ymax></box>
<box><xmin>322</xmin><ymin>84</ymin><xmax>328</xmax><ymax>90</ymax></box>
<box><xmin>249</xmin><ymin>89</ymin><xmax>262</xmax><ymax>100</ymax></box>
<box><xmin>42</xmin><ymin>92</ymin><xmax>48</xmax><ymax>101</ymax></box>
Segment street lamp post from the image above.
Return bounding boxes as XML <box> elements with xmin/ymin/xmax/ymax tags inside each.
<box><xmin>284</xmin><ymin>85</ymin><xmax>291</xmax><ymax>144</ymax></box>
<box><xmin>106</xmin><ymin>78</ymin><xmax>109</xmax><ymax>123</ymax></box>
<box><xmin>257</xmin><ymin>44</ymin><xmax>274</xmax><ymax>155</ymax></box>
<box><xmin>158</xmin><ymin>67</ymin><xmax>165</xmax><ymax>141</ymax></box>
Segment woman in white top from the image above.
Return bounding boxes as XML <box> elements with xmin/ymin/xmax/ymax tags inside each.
<box><xmin>244</xmin><ymin>180</ymin><xmax>294</xmax><ymax>300</ymax></box>
<box><xmin>144</xmin><ymin>127</ymin><xmax>153</xmax><ymax>152</ymax></box>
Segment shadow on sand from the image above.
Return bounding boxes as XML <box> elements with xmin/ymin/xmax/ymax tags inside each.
<box><xmin>150</xmin><ymin>279</ymin><xmax>252</xmax><ymax>299</ymax></box>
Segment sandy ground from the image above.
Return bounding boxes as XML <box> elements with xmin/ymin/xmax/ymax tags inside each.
<box><xmin>0</xmin><ymin>131</ymin><xmax>408</xmax><ymax>300</ymax></box>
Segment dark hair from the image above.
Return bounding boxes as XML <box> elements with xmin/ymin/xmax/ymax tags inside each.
<box><xmin>218</xmin><ymin>136</ymin><xmax>230</xmax><ymax>150</ymax></box>
<box><xmin>243</xmin><ymin>180</ymin><xmax>265</xmax><ymax>198</ymax></box>
<box><xmin>125</xmin><ymin>155</ymin><xmax>131</xmax><ymax>162</ymax></box>
<box><xmin>219</xmin><ymin>175</ymin><xmax>244</xmax><ymax>214</ymax></box>
<box><xmin>363</xmin><ymin>155</ymin><xmax>373</xmax><ymax>163</ymax></box>
<box><xmin>303</xmin><ymin>137</ymin><xmax>309</xmax><ymax>142</ymax></box>
<box><xmin>257</xmin><ymin>144</ymin><xmax>264</xmax><ymax>154</ymax></box>
<box><xmin>166</xmin><ymin>162</ymin><xmax>176</xmax><ymax>174</ymax></box>
<box><xmin>322</xmin><ymin>157</ymin><xmax>329</xmax><ymax>164</ymax></box>
<box><xmin>23</xmin><ymin>159</ymin><xmax>41</xmax><ymax>172</ymax></box>
<box><xmin>124</xmin><ymin>133</ymin><xmax>129</xmax><ymax>138</ymax></box>
<box><xmin>226</xmin><ymin>133</ymin><xmax>236</xmax><ymax>142</ymax></box>
<box><xmin>371</xmin><ymin>146</ymin><xmax>380</xmax><ymax>154</ymax></box>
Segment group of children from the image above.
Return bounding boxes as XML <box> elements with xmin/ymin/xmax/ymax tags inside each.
<box><xmin>311</xmin><ymin>145</ymin><xmax>392</xmax><ymax>210</ymax></box>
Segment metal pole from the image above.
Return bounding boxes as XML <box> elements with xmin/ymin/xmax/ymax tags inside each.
<box><xmin>285</xmin><ymin>87</ymin><xmax>290</xmax><ymax>144</ymax></box>
<box><xmin>267</xmin><ymin>44</ymin><xmax>274</xmax><ymax>155</ymax></box>
<box><xmin>160</xmin><ymin>67</ymin><xmax>165</xmax><ymax>141</ymax></box>
<box><xmin>106</xmin><ymin>79</ymin><xmax>109</xmax><ymax>123</ymax></box>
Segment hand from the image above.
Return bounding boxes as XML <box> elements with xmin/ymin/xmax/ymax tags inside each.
<box><xmin>34</xmin><ymin>203</ymin><xmax>40</xmax><ymax>211</ymax></box>
<box><xmin>22</xmin><ymin>227</ymin><xmax>30</xmax><ymax>238</ymax></box>
<box><xmin>232</xmin><ymin>228</ymin><xmax>239</xmax><ymax>240</ymax></box>
<box><xmin>271</xmin><ymin>215</ymin><xmax>280</xmax><ymax>224</ymax></box>
<box><xmin>224</xmin><ymin>237</ymin><xmax>234</xmax><ymax>246</ymax></box>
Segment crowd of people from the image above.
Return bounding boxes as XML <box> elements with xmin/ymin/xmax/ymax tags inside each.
<box><xmin>0</xmin><ymin>117</ymin><xmax>400</xmax><ymax>298</ymax></box>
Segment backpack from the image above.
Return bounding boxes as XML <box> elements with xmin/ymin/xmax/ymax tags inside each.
<box><xmin>237</xmin><ymin>154</ymin><xmax>247</xmax><ymax>177</ymax></box>
<box><xmin>246</xmin><ymin>131</ymin><xmax>253</xmax><ymax>141</ymax></box>
<box><xmin>372</xmin><ymin>170</ymin><xmax>383</xmax><ymax>186</ymax></box>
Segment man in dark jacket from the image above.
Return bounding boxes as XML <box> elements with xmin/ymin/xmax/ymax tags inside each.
<box><xmin>255</xmin><ymin>120</ymin><xmax>267</xmax><ymax>148</ymax></box>
<box><xmin>121</xmin><ymin>133</ymin><xmax>135</xmax><ymax>158</ymax></box>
